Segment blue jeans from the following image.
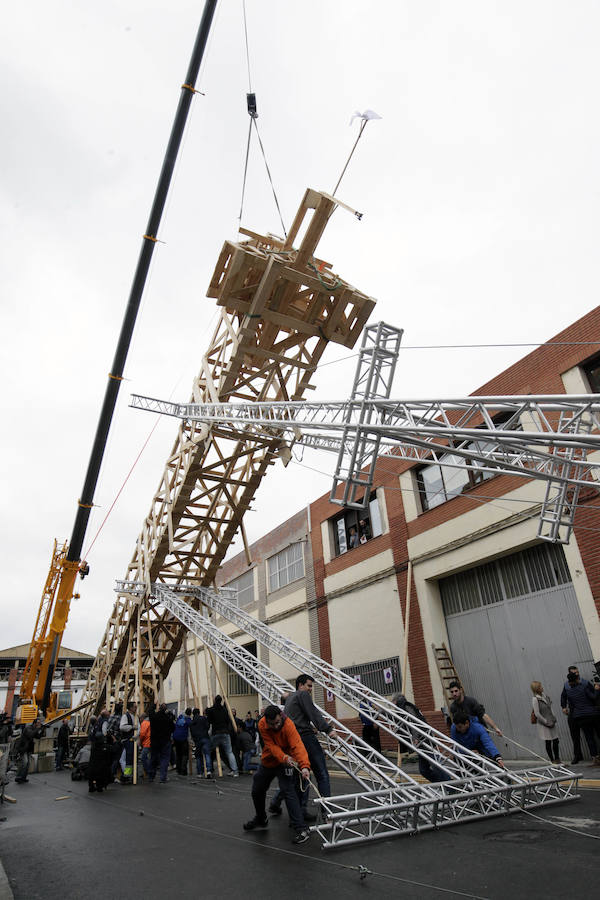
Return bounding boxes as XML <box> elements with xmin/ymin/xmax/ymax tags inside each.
<box><xmin>211</xmin><ymin>733</ymin><xmax>238</xmax><ymax>773</ymax></box>
<box><xmin>252</xmin><ymin>764</ymin><xmax>305</xmax><ymax>829</ymax></box>
<box><xmin>149</xmin><ymin>742</ymin><xmax>171</xmax><ymax>782</ymax></box>
<box><xmin>300</xmin><ymin>731</ymin><xmax>330</xmax><ymax>799</ymax></box>
<box><xmin>140</xmin><ymin>747</ymin><xmax>152</xmax><ymax>777</ymax></box>
<box><xmin>242</xmin><ymin>749</ymin><xmax>258</xmax><ymax>772</ymax></box>
<box><xmin>418</xmin><ymin>755</ymin><xmax>452</xmax><ymax>783</ymax></box>
<box><xmin>194</xmin><ymin>737</ymin><xmax>213</xmax><ymax>775</ymax></box>
<box><xmin>55</xmin><ymin>746</ymin><xmax>67</xmax><ymax>770</ymax></box>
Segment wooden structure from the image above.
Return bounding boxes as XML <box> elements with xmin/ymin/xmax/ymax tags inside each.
<box><xmin>82</xmin><ymin>189</ymin><xmax>376</xmax><ymax>714</ymax></box>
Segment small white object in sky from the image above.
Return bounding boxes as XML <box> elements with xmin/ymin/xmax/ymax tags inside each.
<box><xmin>349</xmin><ymin>109</ymin><xmax>382</xmax><ymax>125</ymax></box>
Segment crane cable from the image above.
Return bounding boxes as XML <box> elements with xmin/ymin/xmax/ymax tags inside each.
<box><xmin>238</xmin><ymin>0</ymin><xmax>287</xmax><ymax>238</ymax></box>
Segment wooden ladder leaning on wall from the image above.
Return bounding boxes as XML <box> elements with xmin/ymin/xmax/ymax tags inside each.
<box><xmin>431</xmin><ymin>643</ymin><xmax>462</xmax><ymax>711</ymax></box>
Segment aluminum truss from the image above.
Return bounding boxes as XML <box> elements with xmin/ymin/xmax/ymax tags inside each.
<box><xmin>119</xmin><ymin>581</ymin><xmax>416</xmax><ymax>792</ymax></box>
<box><xmin>329</xmin><ymin>322</ymin><xmax>403</xmax><ymax>509</ymax></box>
<box><xmin>131</xmin><ymin>393</ymin><xmax>600</xmax><ymax>544</ymax></box>
<box><xmin>120</xmin><ymin>581</ymin><xmax>580</xmax><ymax>849</ymax></box>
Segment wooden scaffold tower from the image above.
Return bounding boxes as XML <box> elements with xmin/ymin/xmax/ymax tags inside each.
<box><xmin>81</xmin><ymin>188</ymin><xmax>376</xmax><ymax>715</ymax></box>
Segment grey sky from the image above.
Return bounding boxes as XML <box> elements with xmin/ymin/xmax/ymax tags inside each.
<box><xmin>2</xmin><ymin>1</ymin><xmax>599</xmax><ymax>654</ymax></box>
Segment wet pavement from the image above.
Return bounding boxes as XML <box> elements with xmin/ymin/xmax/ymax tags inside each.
<box><xmin>1</xmin><ymin>769</ymin><xmax>599</xmax><ymax>900</ymax></box>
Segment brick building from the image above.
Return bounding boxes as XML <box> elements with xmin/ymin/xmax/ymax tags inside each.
<box><xmin>165</xmin><ymin>306</ymin><xmax>600</xmax><ymax>759</ymax></box>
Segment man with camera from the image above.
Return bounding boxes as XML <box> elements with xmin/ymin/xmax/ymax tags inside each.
<box><xmin>560</xmin><ymin>665</ymin><xmax>600</xmax><ymax>766</ymax></box>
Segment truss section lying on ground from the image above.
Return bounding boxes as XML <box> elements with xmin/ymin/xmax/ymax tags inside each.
<box><xmin>81</xmin><ymin>189</ymin><xmax>376</xmax><ymax>716</ymax></box>
<box><xmin>131</xmin><ymin>392</ymin><xmax>600</xmax><ymax>544</ymax></box>
<box><xmin>119</xmin><ymin>582</ymin><xmax>415</xmax><ymax>792</ymax></box>
<box><xmin>119</xmin><ymin>581</ymin><xmax>580</xmax><ymax>849</ymax></box>
<box><xmin>312</xmin><ymin>769</ymin><xmax>580</xmax><ymax>848</ymax></box>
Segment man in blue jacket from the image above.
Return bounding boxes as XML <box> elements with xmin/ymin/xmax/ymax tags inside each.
<box><xmin>451</xmin><ymin>712</ymin><xmax>505</xmax><ymax>768</ymax></box>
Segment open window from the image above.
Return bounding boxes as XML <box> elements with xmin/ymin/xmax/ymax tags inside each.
<box><xmin>332</xmin><ymin>493</ymin><xmax>383</xmax><ymax>556</ymax></box>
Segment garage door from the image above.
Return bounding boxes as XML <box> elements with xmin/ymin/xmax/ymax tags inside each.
<box><xmin>440</xmin><ymin>543</ymin><xmax>595</xmax><ymax>761</ymax></box>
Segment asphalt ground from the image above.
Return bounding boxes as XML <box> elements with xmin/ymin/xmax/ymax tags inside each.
<box><xmin>1</xmin><ymin>768</ymin><xmax>599</xmax><ymax>900</ymax></box>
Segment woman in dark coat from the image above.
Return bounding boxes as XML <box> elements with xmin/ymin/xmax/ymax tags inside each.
<box><xmin>88</xmin><ymin>731</ymin><xmax>113</xmax><ymax>793</ymax></box>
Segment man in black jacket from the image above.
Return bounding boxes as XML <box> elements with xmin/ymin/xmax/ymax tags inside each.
<box><xmin>448</xmin><ymin>681</ymin><xmax>503</xmax><ymax>736</ymax></box>
<box><xmin>15</xmin><ymin>719</ymin><xmax>44</xmax><ymax>783</ymax></box>
<box><xmin>55</xmin><ymin>720</ymin><xmax>70</xmax><ymax>770</ymax></box>
<box><xmin>148</xmin><ymin>703</ymin><xmax>174</xmax><ymax>783</ymax></box>
<box><xmin>190</xmin><ymin>708</ymin><xmax>213</xmax><ymax>777</ymax></box>
<box><xmin>206</xmin><ymin>696</ymin><xmax>238</xmax><ymax>776</ymax></box>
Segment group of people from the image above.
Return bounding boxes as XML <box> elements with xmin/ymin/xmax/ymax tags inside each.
<box><xmin>358</xmin><ymin>668</ymin><xmax>600</xmax><ymax>778</ymax></box>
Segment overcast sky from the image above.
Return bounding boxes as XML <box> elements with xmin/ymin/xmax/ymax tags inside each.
<box><xmin>2</xmin><ymin>1</ymin><xmax>599</xmax><ymax>655</ymax></box>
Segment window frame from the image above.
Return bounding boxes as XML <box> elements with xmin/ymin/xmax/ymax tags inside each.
<box><xmin>331</xmin><ymin>492</ymin><xmax>383</xmax><ymax>557</ymax></box>
<box><xmin>267</xmin><ymin>542</ymin><xmax>305</xmax><ymax>593</ymax></box>
<box><xmin>582</xmin><ymin>351</ymin><xmax>600</xmax><ymax>393</ymax></box>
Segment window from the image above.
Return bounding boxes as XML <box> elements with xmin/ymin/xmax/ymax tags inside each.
<box><xmin>582</xmin><ymin>352</ymin><xmax>600</xmax><ymax>392</ymax></box>
<box><xmin>417</xmin><ymin>414</ymin><xmax>521</xmax><ymax>512</ymax></box>
<box><xmin>225</xmin><ymin>569</ymin><xmax>255</xmax><ymax>608</ymax></box>
<box><xmin>228</xmin><ymin>642</ymin><xmax>256</xmax><ymax>695</ymax></box>
<box><xmin>342</xmin><ymin>656</ymin><xmax>401</xmax><ymax>695</ymax></box>
<box><xmin>440</xmin><ymin>543</ymin><xmax>571</xmax><ymax>616</ymax></box>
<box><xmin>268</xmin><ymin>543</ymin><xmax>304</xmax><ymax>592</ymax></box>
<box><xmin>332</xmin><ymin>493</ymin><xmax>383</xmax><ymax>556</ymax></box>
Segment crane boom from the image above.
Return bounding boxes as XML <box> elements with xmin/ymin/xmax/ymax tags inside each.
<box><xmin>19</xmin><ymin>0</ymin><xmax>218</xmax><ymax>722</ymax></box>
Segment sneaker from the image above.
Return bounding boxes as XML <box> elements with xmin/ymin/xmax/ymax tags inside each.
<box><xmin>268</xmin><ymin>805</ymin><xmax>282</xmax><ymax>816</ymax></box>
<box><xmin>292</xmin><ymin>829</ymin><xmax>310</xmax><ymax>844</ymax></box>
<box><xmin>571</xmin><ymin>757</ymin><xmax>583</xmax><ymax>765</ymax></box>
<box><xmin>227</xmin><ymin>771</ymin><xmax>239</xmax><ymax>777</ymax></box>
<box><xmin>205</xmin><ymin>772</ymin><xmax>214</xmax><ymax>779</ymax></box>
<box><xmin>243</xmin><ymin>816</ymin><xmax>268</xmax><ymax>831</ymax></box>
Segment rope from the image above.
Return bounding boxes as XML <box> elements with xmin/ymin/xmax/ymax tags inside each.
<box><xmin>238</xmin><ymin>116</ymin><xmax>253</xmax><ymax>224</ymax></box>
<box><xmin>307</xmin><ymin>261</ymin><xmax>342</xmax><ymax>291</ymax></box>
<box><xmin>251</xmin><ymin>118</ymin><xmax>287</xmax><ymax>238</ymax></box>
<box><xmin>242</xmin><ymin>0</ymin><xmax>252</xmax><ymax>92</ymax></box>
<box><xmin>332</xmin><ymin>118</ymin><xmax>367</xmax><ymax>196</ymax></box>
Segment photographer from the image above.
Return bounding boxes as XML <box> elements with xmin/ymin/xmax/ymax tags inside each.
<box><xmin>560</xmin><ymin>666</ymin><xmax>600</xmax><ymax>766</ymax></box>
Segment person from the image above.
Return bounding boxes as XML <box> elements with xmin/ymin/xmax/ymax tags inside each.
<box><xmin>107</xmin><ymin>702</ymin><xmax>123</xmax><ymax>779</ymax></box>
<box><xmin>71</xmin><ymin>739</ymin><xmax>91</xmax><ymax>781</ymax></box>
<box><xmin>448</xmin><ymin>681</ymin><xmax>503</xmax><ymax>735</ymax></box>
<box><xmin>207</xmin><ymin>695</ymin><xmax>239</xmax><ymax>776</ymax></box>
<box><xmin>190</xmin><ymin>708</ymin><xmax>213</xmax><ymax>777</ymax></box>
<box><xmin>239</xmin><ymin>725</ymin><xmax>258</xmax><ymax>773</ymax></box>
<box><xmin>274</xmin><ymin>675</ymin><xmax>333</xmax><ymax>821</ymax></box>
<box><xmin>358</xmin><ymin>518</ymin><xmax>371</xmax><ymax>544</ymax></box>
<box><xmin>243</xmin><ymin>704</ymin><xmax>311</xmax><ymax>845</ymax></box>
<box><xmin>88</xmin><ymin>727</ymin><xmax>112</xmax><ymax>793</ymax></box>
<box><xmin>96</xmin><ymin>709</ymin><xmax>110</xmax><ymax>738</ymax></box>
<box><xmin>561</xmin><ymin>665</ymin><xmax>584</xmax><ymax>763</ymax></box>
<box><xmin>243</xmin><ymin>711</ymin><xmax>257</xmax><ymax>741</ymax></box>
<box><xmin>231</xmin><ymin>707</ymin><xmax>244</xmax><ymax>771</ymax></box>
<box><xmin>139</xmin><ymin>713</ymin><xmax>151</xmax><ymax>779</ymax></box>
<box><xmin>560</xmin><ymin>669</ymin><xmax>600</xmax><ymax>766</ymax></box>
<box><xmin>118</xmin><ymin>700</ymin><xmax>137</xmax><ymax>783</ymax></box>
<box><xmin>55</xmin><ymin>719</ymin><xmax>70</xmax><ymax>770</ymax></box>
<box><xmin>148</xmin><ymin>702</ymin><xmax>175</xmax><ymax>783</ymax></box>
<box><xmin>0</xmin><ymin>714</ymin><xmax>13</xmax><ymax>744</ymax></box>
<box><xmin>394</xmin><ymin>693</ymin><xmax>452</xmax><ymax>783</ymax></box>
<box><xmin>451</xmin><ymin>712</ymin><xmax>505</xmax><ymax>768</ymax></box>
<box><xmin>348</xmin><ymin>526</ymin><xmax>359</xmax><ymax>549</ymax></box>
<box><xmin>530</xmin><ymin>681</ymin><xmax>560</xmax><ymax>763</ymax></box>
<box><xmin>14</xmin><ymin>719</ymin><xmax>44</xmax><ymax>783</ymax></box>
<box><xmin>359</xmin><ymin>701</ymin><xmax>381</xmax><ymax>752</ymax></box>
<box><xmin>173</xmin><ymin>707</ymin><xmax>192</xmax><ymax>776</ymax></box>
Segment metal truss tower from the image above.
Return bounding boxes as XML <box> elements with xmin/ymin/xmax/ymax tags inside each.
<box><xmin>131</xmin><ymin>389</ymin><xmax>600</xmax><ymax>544</ymax></box>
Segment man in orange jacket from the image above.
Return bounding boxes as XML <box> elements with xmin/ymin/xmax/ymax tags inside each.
<box><xmin>243</xmin><ymin>704</ymin><xmax>311</xmax><ymax>844</ymax></box>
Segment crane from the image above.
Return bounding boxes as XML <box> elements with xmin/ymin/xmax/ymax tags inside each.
<box><xmin>16</xmin><ymin>0</ymin><xmax>219</xmax><ymax>724</ymax></box>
